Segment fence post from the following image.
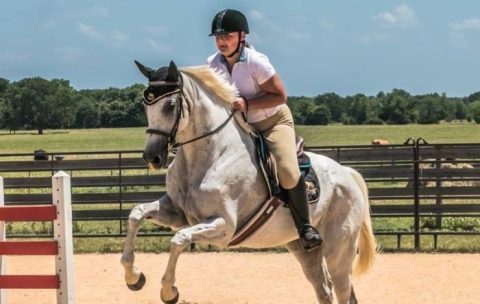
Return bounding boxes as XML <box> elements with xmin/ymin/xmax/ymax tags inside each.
<box><xmin>52</xmin><ymin>171</ymin><xmax>75</xmax><ymax>304</ymax></box>
<box><xmin>404</xmin><ymin>138</ymin><xmax>420</xmax><ymax>250</ymax></box>
<box><xmin>414</xmin><ymin>138</ymin><xmax>428</xmax><ymax>250</ymax></box>
<box><xmin>0</xmin><ymin>177</ymin><xmax>6</xmax><ymax>304</ymax></box>
<box><xmin>435</xmin><ymin>156</ymin><xmax>443</xmax><ymax>229</ymax></box>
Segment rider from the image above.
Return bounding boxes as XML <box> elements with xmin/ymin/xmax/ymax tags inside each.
<box><xmin>207</xmin><ymin>9</ymin><xmax>322</xmax><ymax>250</ymax></box>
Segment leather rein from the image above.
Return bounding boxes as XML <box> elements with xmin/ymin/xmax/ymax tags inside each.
<box><xmin>144</xmin><ymin>76</ymin><xmax>236</xmax><ymax>149</ymax></box>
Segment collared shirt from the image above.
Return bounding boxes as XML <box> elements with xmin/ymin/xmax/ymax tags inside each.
<box><xmin>207</xmin><ymin>47</ymin><xmax>281</xmax><ymax>123</ymax></box>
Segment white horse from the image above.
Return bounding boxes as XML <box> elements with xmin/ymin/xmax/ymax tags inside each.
<box><xmin>121</xmin><ymin>61</ymin><xmax>376</xmax><ymax>304</ymax></box>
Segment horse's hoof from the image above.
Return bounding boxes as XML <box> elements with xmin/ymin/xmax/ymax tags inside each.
<box><xmin>127</xmin><ymin>272</ymin><xmax>146</xmax><ymax>291</ymax></box>
<box><xmin>161</xmin><ymin>286</ymin><xmax>179</xmax><ymax>304</ymax></box>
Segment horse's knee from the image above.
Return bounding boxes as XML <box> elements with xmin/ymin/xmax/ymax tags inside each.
<box><xmin>171</xmin><ymin>231</ymin><xmax>192</xmax><ymax>248</ymax></box>
<box><xmin>128</xmin><ymin>205</ymin><xmax>145</xmax><ymax>223</ymax></box>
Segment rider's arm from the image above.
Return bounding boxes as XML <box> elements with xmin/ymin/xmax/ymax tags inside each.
<box><xmin>247</xmin><ymin>73</ymin><xmax>287</xmax><ymax>109</ymax></box>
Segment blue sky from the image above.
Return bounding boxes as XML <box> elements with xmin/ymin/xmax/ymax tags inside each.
<box><xmin>1</xmin><ymin>1</ymin><xmax>479</xmax><ymax>97</ymax></box>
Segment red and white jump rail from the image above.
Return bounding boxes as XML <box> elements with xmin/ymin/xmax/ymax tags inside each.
<box><xmin>0</xmin><ymin>171</ymin><xmax>75</xmax><ymax>304</ymax></box>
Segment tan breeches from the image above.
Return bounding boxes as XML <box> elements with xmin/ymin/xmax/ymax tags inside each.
<box><xmin>250</xmin><ymin>105</ymin><xmax>301</xmax><ymax>190</ymax></box>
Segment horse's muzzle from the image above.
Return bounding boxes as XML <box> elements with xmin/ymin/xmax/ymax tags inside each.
<box><xmin>143</xmin><ymin>150</ymin><xmax>168</xmax><ymax>169</ymax></box>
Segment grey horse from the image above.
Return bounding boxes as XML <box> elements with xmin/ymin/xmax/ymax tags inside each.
<box><xmin>121</xmin><ymin>61</ymin><xmax>376</xmax><ymax>304</ymax></box>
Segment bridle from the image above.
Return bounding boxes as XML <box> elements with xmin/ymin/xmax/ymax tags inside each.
<box><xmin>143</xmin><ymin>74</ymin><xmax>236</xmax><ymax>149</ymax></box>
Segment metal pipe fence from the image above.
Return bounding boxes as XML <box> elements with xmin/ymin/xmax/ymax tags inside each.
<box><xmin>1</xmin><ymin>140</ymin><xmax>480</xmax><ymax>250</ymax></box>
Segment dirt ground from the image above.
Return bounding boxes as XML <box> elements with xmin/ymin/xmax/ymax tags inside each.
<box><xmin>2</xmin><ymin>252</ymin><xmax>479</xmax><ymax>304</ymax></box>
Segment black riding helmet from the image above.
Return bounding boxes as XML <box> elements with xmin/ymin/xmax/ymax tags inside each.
<box><xmin>210</xmin><ymin>9</ymin><xmax>249</xmax><ymax>58</ymax></box>
<box><xmin>209</xmin><ymin>9</ymin><xmax>249</xmax><ymax>36</ymax></box>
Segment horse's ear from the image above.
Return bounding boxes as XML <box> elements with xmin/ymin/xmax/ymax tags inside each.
<box><xmin>167</xmin><ymin>60</ymin><xmax>179</xmax><ymax>82</ymax></box>
<box><xmin>134</xmin><ymin>60</ymin><xmax>154</xmax><ymax>79</ymax></box>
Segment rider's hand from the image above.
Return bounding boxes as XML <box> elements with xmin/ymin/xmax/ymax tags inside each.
<box><xmin>232</xmin><ymin>97</ymin><xmax>248</xmax><ymax>113</ymax></box>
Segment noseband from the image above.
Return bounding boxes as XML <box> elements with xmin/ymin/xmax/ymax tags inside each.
<box><xmin>144</xmin><ymin>75</ymin><xmax>236</xmax><ymax>149</ymax></box>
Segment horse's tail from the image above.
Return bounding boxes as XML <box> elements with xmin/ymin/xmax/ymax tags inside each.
<box><xmin>346</xmin><ymin>167</ymin><xmax>377</xmax><ymax>276</ymax></box>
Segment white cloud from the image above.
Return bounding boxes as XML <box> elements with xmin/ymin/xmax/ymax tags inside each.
<box><xmin>92</xmin><ymin>6</ymin><xmax>109</xmax><ymax>18</ymax></box>
<box><xmin>285</xmin><ymin>30</ymin><xmax>311</xmax><ymax>41</ymax></box>
<box><xmin>449</xmin><ymin>18</ymin><xmax>480</xmax><ymax>31</ymax></box>
<box><xmin>54</xmin><ymin>47</ymin><xmax>83</xmax><ymax>63</ymax></box>
<box><xmin>373</xmin><ymin>4</ymin><xmax>419</xmax><ymax>28</ymax></box>
<box><xmin>41</xmin><ymin>19</ymin><xmax>56</xmax><ymax>29</ymax></box>
<box><xmin>78</xmin><ymin>22</ymin><xmax>101</xmax><ymax>39</ymax></box>
<box><xmin>112</xmin><ymin>31</ymin><xmax>128</xmax><ymax>43</ymax></box>
<box><xmin>318</xmin><ymin>20</ymin><xmax>334</xmax><ymax>30</ymax></box>
<box><xmin>360</xmin><ymin>33</ymin><xmax>397</xmax><ymax>44</ymax></box>
<box><xmin>143</xmin><ymin>26</ymin><xmax>167</xmax><ymax>35</ymax></box>
<box><xmin>448</xmin><ymin>18</ymin><xmax>480</xmax><ymax>48</ymax></box>
<box><xmin>249</xmin><ymin>10</ymin><xmax>264</xmax><ymax>21</ymax></box>
<box><xmin>0</xmin><ymin>51</ymin><xmax>28</xmax><ymax>64</ymax></box>
<box><xmin>449</xmin><ymin>32</ymin><xmax>470</xmax><ymax>49</ymax></box>
<box><xmin>146</xmin><ymin>39</ymin><xmax>170</xmax><ymax>53</ymax></box>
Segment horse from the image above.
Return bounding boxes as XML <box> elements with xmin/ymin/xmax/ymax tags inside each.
<box><xmin>120</xmin><ymin>60</ymin><xmax>376</xmax><ymax>304</ymax></box>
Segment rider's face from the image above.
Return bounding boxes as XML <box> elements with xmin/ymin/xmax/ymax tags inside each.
<box><xmin>215</xmin><ymin>32</ymin><xmax>239</xmax><ymax>56</ymax></box>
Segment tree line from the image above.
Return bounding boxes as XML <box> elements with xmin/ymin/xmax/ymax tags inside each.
<box><xmin>288</xmin><ymin>90</ymin><xmax>480</xmax><ymax>126</ymax></box>
<box><xmin>1</xmin><ymin>76</ymin><xmax>480</xmax><ymax>134</ymax></box>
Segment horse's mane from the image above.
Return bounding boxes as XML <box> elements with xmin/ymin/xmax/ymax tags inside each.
<box><xmin>180</xmin><ymin>65</ymin><xmax>238</xmax><ymax>105</ymax></box>
<box><xmin>180</xmin><ymin>65</ymin><xmax>252</xmax><ymax>134</ymax></box>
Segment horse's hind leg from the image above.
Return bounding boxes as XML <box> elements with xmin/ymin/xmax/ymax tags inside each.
<box><xmin>160</xmin><ymin>217</ymin><xmax>228</xmax><ymax>304</ymax></box>
<box><xmin>286</xmin><ymin>240</ymin><xmax>333</xmax><ymax>303</ymax></box>
<box><xmin>324</xmin><ymin>239</ymin><xmax>358</xmax><ymax>304</ymax></box>
<box><xmin>121</xmin><ymin>195</ymin><xmax>186</xmax><ymax>291</ymax></box>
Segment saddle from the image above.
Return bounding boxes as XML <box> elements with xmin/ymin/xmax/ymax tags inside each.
<box><xmin>252</xmin><ymin>132</ymin><xmax>320</xmax><ymax>204</ymax></box>
<box><xmin>228</xmin><ymin>133</ymin><xmax>320</xmax><ymax>247</ymax></box>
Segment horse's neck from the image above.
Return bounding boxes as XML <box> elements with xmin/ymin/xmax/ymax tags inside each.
<box><xmin>176</xmin><ymin>78</ymin><xmax>253</xmax><ymax>169</ymax></box>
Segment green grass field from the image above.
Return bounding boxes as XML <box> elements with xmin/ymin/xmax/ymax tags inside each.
<box><xmin>1</xmin><ymin>122</ymin><xmax>479</xmax><ymax>154</ymax></box>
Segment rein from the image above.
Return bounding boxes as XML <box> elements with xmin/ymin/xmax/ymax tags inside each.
<box><xmin>144</xmin><ymin>76</ymin><xmax>236</xmax><ymax>149</ymax></box>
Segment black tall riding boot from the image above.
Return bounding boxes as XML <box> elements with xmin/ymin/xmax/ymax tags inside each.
<box><xmin>287</xmin><ymin>176</ymin><xmax>323</xmax><ymax>250</ymax></box>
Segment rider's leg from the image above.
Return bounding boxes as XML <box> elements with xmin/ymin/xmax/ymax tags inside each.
<box><xmin>251</xmin><ymin>105</ymin><xmax>322</xmax><ymax>250</ymax></box>
<box><xmin>286</xmin><ymin>175</ymin><xmax>323</xmax><ymax>250</ymax></box>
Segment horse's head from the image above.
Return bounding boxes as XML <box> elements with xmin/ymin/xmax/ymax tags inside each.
<box><xmin>135</xmin><ymin>60</ymin><xmax>188</xmax><ymax>169</ymax></box>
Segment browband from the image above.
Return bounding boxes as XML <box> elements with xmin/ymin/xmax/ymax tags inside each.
<box><xmin>143</xmin><ymin>89</ymin><xmax>181</xmax><ymax>105</ymax></box>
<box><xmin>148</xmin><ymin>80</ymin><xmax>181</xmax><ymax>86</ymax></box>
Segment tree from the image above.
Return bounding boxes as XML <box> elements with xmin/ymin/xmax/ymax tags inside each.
<box><xmin>0</xmin><ymin>83</ymin><xmax>23</xmax><ymax>132</ymax></box>
<box><xmin>288</xmin><ymin>97</ymin><xmax>315</xmax><ymax>124</ymax></box>
<box><xmin>469</xmin><ymin>101</ymin><xmax>480</xmax><ymax>123</ymax></box>
<box><xmin>467</xmin><ymin>91</ymin><xmax>480</xmax><ymax>103</ymax></box>
<box><xmin>49</xmin><ymin>79</ymin><xmax>77</xmax><ymax>129</ymax></box>
<box><xmin>75</xmin><ymin>96</ymin><xmax>101</xmax><ymax>128</ymax></box>
<box><xmin>379</xmin><ymin>89</ymin><xmax>416</xmax><ymax>124</ymax></box>
<box><xmin>416</xmin><ymin>95</ymin><xmax>444</xmax><ymax>124</ymax></box>
<box><xmin>0</xmin><ymin>78</ymin><xmax>9</xmax><ymax>95</ymax></box>
<box><xmin>11</xmin><ymin>77</ymin><xmax>58</xmax><ymax>134</ymax></box>
<box><xmin>314</xmin><ymin>92</ymin><xmax>345</xmax><ymax>122</ymax></box>
<box><xmin>305</xmin><ymin>105</ymin><xmax>331</xmax><ymax>125</ymax></box>
<box><xmin>349</xmin><ymin>94</ymin><xmax>368</xmax><ymax>124</ymax></box>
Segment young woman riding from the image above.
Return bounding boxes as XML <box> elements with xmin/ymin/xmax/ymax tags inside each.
<box><xmin>207</xmin><ymin>9</ymin><xmax>322</xmax><ymax>250</ymax></box>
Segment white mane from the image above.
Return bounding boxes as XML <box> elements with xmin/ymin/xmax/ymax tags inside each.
<box><xmin>180</xmin><ymin>65</ymin><xmax>238</xmax><ymax>105</ymax></box>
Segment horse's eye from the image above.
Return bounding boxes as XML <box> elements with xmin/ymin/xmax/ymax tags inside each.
<box><xmin>162</xmin><ymin>98</ymin><xmax>176</xmax><ymax>114</ymax></box>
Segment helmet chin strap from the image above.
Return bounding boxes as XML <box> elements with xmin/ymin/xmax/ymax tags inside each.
<box><xmin>226</xmin><ymin>32</ymin><xmax>245</xmax><ymax>58</ymax></box>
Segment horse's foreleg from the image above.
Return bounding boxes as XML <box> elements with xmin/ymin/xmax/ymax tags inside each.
<box><xmin>286</xmin><ymin>239</ymin><xmax>333</xmax><ymax>303</ymax></box>
<box><xmin>121</xmin><ymin>200</ymin><xmax>160</xmax><ymax>290</ymax></box>
<box><xmin>160</xmin><ymin>217</ymin><xmax>227</xmax><ymax>304</ymax></box>
<box><xmin>121</xmin><ymin>195</ymin><xmax>186</xmax><ymax>291</ymax></box>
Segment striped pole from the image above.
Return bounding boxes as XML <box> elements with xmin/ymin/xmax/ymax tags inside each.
<box><xmin>0</xmin><ymin>171</ymin><xmax>75</xmax><ymax>304</ymax></box>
